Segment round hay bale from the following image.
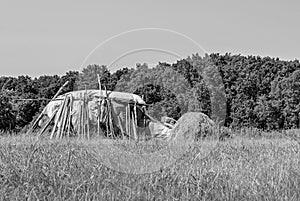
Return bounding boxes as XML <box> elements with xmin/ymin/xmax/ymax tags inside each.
<box><xmin>169</xmin><ymin>112</ymin><xmax>215</xmax><ymax>141</ymax></box>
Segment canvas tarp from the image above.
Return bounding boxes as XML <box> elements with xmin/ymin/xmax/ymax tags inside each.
<box><xmin>41</xmin><ymin>90</ymin><xmax>171</xmax><ymax>139</ymax></box>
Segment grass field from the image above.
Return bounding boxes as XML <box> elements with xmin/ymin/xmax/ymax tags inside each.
<box><xmin>0</xmin><ymin>130</ymin><xmax>300</xmax><ymax>200</ymax></box>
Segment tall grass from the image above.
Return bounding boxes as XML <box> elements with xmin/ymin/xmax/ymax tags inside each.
<box><xmin>0</xmin><ymin>130</ymin><xmax>300</xmax><ymax>200</ymax></box>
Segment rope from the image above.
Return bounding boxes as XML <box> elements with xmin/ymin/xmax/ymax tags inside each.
<box><xmin>13</xmin><ymin>98</ymin><xmax>52</xmax><ymax>101</ymax></box>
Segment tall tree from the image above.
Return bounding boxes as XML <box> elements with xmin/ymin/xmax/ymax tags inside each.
<box><xmin>77</xmin><ymin>64</ymin><xmax>113</xmax><ymax>90</ymax></box>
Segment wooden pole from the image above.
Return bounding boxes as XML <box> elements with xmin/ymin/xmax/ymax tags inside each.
<box><xmin>58</xmin><ymin>96</ymin><xmax>70</xmax><ymax>139</ymax></box>
<box><xmin>105</xmin><ymin>101</ymin><xmax>110</xmax><ymax>138</ymax></box>
<box><xmin>126</xmin><ymin>104</ymin><xmax>131</xmax><ymax>139</ymax></box>
<box><xmin>66</xmin><ymin>96</ymin><xmax>73</xmax><ymax>137</ymax></box>
<box><xmin>118</xmin><ymin>116</ymin><xmax>125</xmax><ymax>139</ymax></box>
<box><xmin>27</xmin><ymin>81</ymin><xmax>69</xmax><ymax>135</ymax></box>
<box><xmin>81</xmin><ymin>92</ymin><xmax>85</xmax><ymax>139</ymax></box>
<box><xmin>125</xmin><ymin>105</ymin><xmax>129</xmax><ymax>138</ymax></box>
<box><xmin>107</xmin><ymin>100</ymin><xmax>115</xmax><ymax>139</ymax></box>
<box><xmin>38</xmin><ymin>108</ymin><xmax>59</xmax><ymax>137</ymax></box>
<box><xmin>97</xmin><ymin>74</ymin><xmax>102</xmax><ymax>137</ymax></box>
<box><xmin>64</xmin><ymin>102</ymin><xmax>71</xmax><ymax>137</ymax></box>
<box><xmin>134</xmin><ymin>102</ymin><xmax>138</xmax><ymax>140</ymax></box>
<box><xmin>84</xmin><ymin>87</ymin><xmax>88</xmax><ymax>139</ymax></box>
<box><xmin>80</xmin><ymin>100</ymin><xmax>83</xmax><ymax>139</ymax></box>
<box><xmin>131</xmin><ymin>112</ymin><xmax>138</xmax><ymax>141</ymax></box>
<box><xmin>50</xmin><ymin>96</ymin><xmax>67</xmax><ymax>139</ymax></box>
<box><xmin>82</xmin><ymin>90</ymin><xmax>85</xmax><ymax>138</ymax></box>
<box><xmin>86</xmin><ymin>96</ymin><xmax>90</xmax><ymax>139</ymax></box>
<box><xmin>103</xmin><ymin>86</ymin><xmax>110</xmax><ymax>138</ymax></box>
<box><xmin>56</xmin><ymin>96</ymin><xmax>68</xmax><ymax>139</ymax></box>
<box><xmin>78</xmin><ymin>93</ymin><xmax>82</xmax><ymax>139</ymax></box>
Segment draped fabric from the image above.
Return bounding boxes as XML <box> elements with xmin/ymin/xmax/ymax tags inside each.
<box><xmin>41</xmin><ymin>90</ymin><xmax>171</xmax><ymax>139</ymax></box>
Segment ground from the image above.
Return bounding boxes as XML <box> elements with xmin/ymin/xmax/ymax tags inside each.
<box><xmin>0</xmin><ymin>130</ymin><xmax>299</xmax><ymax>200</ymax></box>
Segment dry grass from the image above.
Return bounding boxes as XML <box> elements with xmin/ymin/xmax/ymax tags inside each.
<box><xmin>0</xmin><ymin>130</ymin><xmax>300</xmax><ymax>200</ymax></box>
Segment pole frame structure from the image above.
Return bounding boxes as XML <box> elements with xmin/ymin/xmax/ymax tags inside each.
<box><xmin>26</xmin><ymin>81</ymin><xmax>69</xmax><ymax>135</ymax></box>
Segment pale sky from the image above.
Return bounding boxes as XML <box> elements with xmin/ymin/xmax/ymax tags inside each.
<box><xmin>1</xmin><ymin>0</ymin><xmax>299</xmax><ymax>77</ymax></box>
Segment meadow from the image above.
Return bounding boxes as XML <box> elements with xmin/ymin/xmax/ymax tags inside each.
<box><xmin>0</xmin><ymin>129</ymin><xmax>300</xmax><ymax>200</ymax></box>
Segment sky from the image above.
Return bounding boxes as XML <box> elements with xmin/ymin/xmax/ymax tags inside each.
<box><xmin>0</xmin><ymin>0</ymin><xmax>299</xmax><ymax>77</ymax></box>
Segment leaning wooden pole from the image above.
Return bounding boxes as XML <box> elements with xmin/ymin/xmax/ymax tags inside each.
<box><xmin>50</xmin><ymin>96</ymin><xmax>67</xmax><ymax>139</ymax></box>
<box><xmin>58</xmin><ymin>96</ymin><xmax>70</xmax><ymax>139</ymax></box>
<box><xmin>80</xmin><ymin>93</ymin><xmax>84</xmax><ymax>139</ymax></box>
<box><xmin>104</xmin><ymin>85</ymin><xmax>115</xmax><ymax>138</ymax></box>
<box><xmin>97</xmin><ymin>74</ymin><xmax>102</xmax><ymax>137</ymax></box>
<box><xmin>83</xmin><ymin>87</ymin><xmax>88</xmax><ymax>139</ymax></box>
<box><xmin>56</xmin><ymin>96</ymin><xmax>68</xmax><ymax>139</ymax></box>
<box><xmin>105</xmin><ymin>102</ymin><xmax>110</xmax><ymax>138</ymax></box>
<box><xmin>134</xmin><ymin>102</ymin><xmax>138</xmax><ymax>141</ymax></box>
<box><xmin>107</xmin><ymin>100</ymin><xmax>115</xmax><ymax>139</ymax></box>
<box><xmin>78</xmin><ymin>93</ymin><xmax>83</xmax><ymax>138</ymax></box>
<box><xmin>85</xmin><ymin>88</ymin><xmax>90</xmax><ymax>139</ymax></box>
<box><xmin>37</xmin><ymin>108</ymin><xmax>59</xmax><ymax>137</ymax></box>
<box><xmin>27</xmin><ymin>81</ymin><xmax>69</xmax><ymax>135</ymax></box>
<box><xmin>131</xmin><ymin>112</ymin><xmax>138</xmax><ymax>141</ymax></box>
<box><xmin>126</xmin><ymin>104</ymin><xmax>131</xmax><ymax>139</ymax></box>
<box><xmin>66</xmin><ymin>95</ymin><xmax>73</xmax><ymax>137</ymax></box>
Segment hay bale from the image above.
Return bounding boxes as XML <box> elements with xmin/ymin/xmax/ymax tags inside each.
<box><xmin>169</xmin><ymin>112</ymin><xmax>215</xmax><ymax>141</ymax></box>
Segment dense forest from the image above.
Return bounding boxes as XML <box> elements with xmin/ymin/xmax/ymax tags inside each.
<box><xmin>0</xmin><ymin>53</ymin><xmax>299</xmax><ymax>133</ymax></box>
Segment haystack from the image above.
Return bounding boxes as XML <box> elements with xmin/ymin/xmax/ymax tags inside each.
<box><xmin>167</xmin><ymin>112</ymin><xmax>215</xmax><ymax>141</ymax></box>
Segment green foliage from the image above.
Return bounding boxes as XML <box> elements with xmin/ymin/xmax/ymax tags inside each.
<box><xmin>210</xmin><ymin>53</ymin><xmax>300</xmax><ymax>130</ymax></box>
<box><xmin>134</xmin><ymin>84</ymin><xmax>163</xmax><ymax>104</ymax></box>
<box><xmin>134</xmin><ymin>83</ymin><xmax>182</xmax><ymax>120</ymax></box>
<box><xmin>34</xmin><ymin>75</ymin><xmax>61</xmax><ymax>99</ymax></box>
<box><xmin>77</xmin><ymin>64</ymin><xmax>114</xmax><ymax>90</ymax></box>
<box><xmin>61</xmin><ymin>71</ymin><xmax>80</xmax><ymax>92</ymax></box>
<box><xmin>15</xmin><ymin>94</ymin><xmax>40</xmax><ymax>129</ymax></box>
<box><xmin>0</xmin><ymin>71</ymin><xmax>80</xmax><ymax>131</ymax></box>
<box><xmin>269</xmin><ymin>70</ymin><xmax>300</xmax><ymax>129</ymax></box>
<box><xmin>172</xmin><ymin>59</ymin><xmax>200</xmax><ymax>87</ymax></box>
<box><xmin>115</xmin><ymin>63</ymin><xmax>188</xmax><ymax>120</ymax></box>
<box><xmin>0</xmin><ymin>93</ymin><xmax>16</xmax><ymax>131</ymax></box>
<box><xmin>188</xmin><ymin>81</ymin><xmax>211</xmax><ymax>116</ymax></box>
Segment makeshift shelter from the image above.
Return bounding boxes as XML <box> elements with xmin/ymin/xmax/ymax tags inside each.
<box><xmin>33</xmin><ymin>89</ymin><xmax>173</xmax><ymax>140</ymax></box>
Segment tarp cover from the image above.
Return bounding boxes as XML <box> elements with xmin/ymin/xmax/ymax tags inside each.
<box><xmin>56</xmin><ymin>90</ymin><xmax>146</xmax><ymax>105</ymax></box>
<box><xmin>41</xmin><ymin>90</ymin><xmax>171</xmax><ymax>139</ymax></box>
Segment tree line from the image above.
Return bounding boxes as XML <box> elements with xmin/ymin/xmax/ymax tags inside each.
<box><xmin>0</xmin><ymin>53</ymin><xmax>299</xmax><ymax>132</ymax></box>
